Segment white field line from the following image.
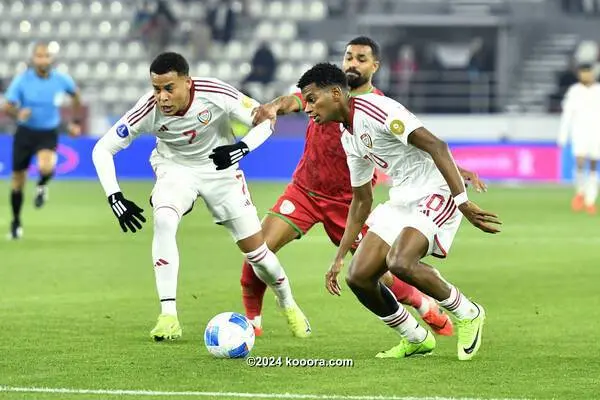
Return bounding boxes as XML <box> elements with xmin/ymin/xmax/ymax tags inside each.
<box><xmin>0</xmin><ymin>386</ymin><xmax>530</xmax><ymax>400</ymax></box>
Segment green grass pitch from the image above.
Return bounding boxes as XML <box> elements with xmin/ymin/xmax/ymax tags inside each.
<box><xmin>1</xmin><ymin>180</ymin><xmax>599</xmax><ymax>400</ymax></box>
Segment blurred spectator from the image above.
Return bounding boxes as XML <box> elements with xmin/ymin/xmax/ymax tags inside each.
<box><xmin>208</xmin><ymin>0</ymin><xmax>236</xmax><ymax>44</ymax></box>
<box><xmin>182</xmin><ymin>13</ymin><xmax>212</xmax><ymax>60</ymax></box>
<box><xmin>562</xmin><ymin>0</ymin><xmax>600</xmax><ymax>14</ymax></box>
<box><xmin>243</xmin><ymin>42</ymin><xmax>278</xmax><ymax>86</ymax></box>
<box><xmin>131</xmin><ymin>1</ymin><xmax>155</xmax><ymax>45</ymax></box>
<box><xmin>549</xmin><ymin>60</ymin><xmax>581</xmax><ymax>112</ymax></box>
<box><xmin>151</xmin><ymin>0</ymin><xmax>178</xmax><ymax>54</ymax></box>
<box><xmin>132</xmin><ymin>0</ymin><xmax>178</xmax><ymax>56</ymax></box>
<box><xmin>391</xmin><ymin>45</ymin><xmax>417</xmax><ymax>99</ymax></box>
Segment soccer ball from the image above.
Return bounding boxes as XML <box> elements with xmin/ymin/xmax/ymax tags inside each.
<box><xmin>204</xmin><ymin>312</ymin><xmax>255</xmax><ymax>358</ymax></box>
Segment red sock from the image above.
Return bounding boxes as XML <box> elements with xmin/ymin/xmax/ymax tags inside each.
<box><xmin>240</xmin><ymin>260</ymin><xmax>267</xmax><ymax>320</ymax></box>
<box><xmin>388</xmin><ymin>276</ymin><xmax>423</xmax><ymax>309</ymax></box>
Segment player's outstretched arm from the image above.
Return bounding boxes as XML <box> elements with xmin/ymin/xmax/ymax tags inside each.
<box><xmin>66</xmin><ymin>89</ymin><xmax>83</xmax><ymax>137</ymax></box>
<box><xmin>251</xmin><ymin>94</ymin><xmax>302</xmax><ymax>126</ymax></box>
<box><xmin>326</xmin><ymin>182</ymin><xmax>373</xmax><ymax>296</ymax></box>
<box><xmin>408</xmin><ymin>127</ymin><xmax>501</xmax><ymax>234</ymax></box>
<box><xmin>209</xmin><ymin>120</ymin><xmax>273</xmax><ymax>170</ymax></box>
<box><xmin>92</xmin><ymin>124</ymin><xmax>146</xmax><ymax>233</ymax></box>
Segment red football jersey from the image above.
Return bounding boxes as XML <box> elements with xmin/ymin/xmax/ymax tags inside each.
<box><xmin>291</xmin><ymin>87</ymin><xmax>383</xmax><ymax>203</ymax></box>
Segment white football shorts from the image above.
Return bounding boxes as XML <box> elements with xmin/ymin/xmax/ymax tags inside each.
<box><xmin>366</xmin><ymin>190</ymin><xmax>462</xmax><ymax>258</ymax></box>
<box><xmin>150</xmin><ymin>155</ymin><xmax>261</xmax><ymax>241</ymax></box>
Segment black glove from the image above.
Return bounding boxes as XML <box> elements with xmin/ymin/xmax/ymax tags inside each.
<box><xmin>108</xmin><ymin>192</ymin><xmax>146</xmax><ymax>233</ymax></box>
<box><xmin>209</xmin><ymin>142</ymin><xmax>250</xmax><ymax>170</ymax></box>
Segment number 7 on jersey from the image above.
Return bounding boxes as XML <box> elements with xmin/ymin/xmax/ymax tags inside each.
<box><xmin>183</xmin><ymin>130</ymin><xmax>197</xmax><ymax>144</ymax></box>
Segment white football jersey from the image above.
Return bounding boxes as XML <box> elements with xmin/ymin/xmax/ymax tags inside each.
<box><xmin>103</xmin><ymin>77</ymin><xmax>259</xmax><ymax>168</ymax></box>
<box><xmin>559</xmin><ymin>82</ymin><xmax>600</xmax><ymax>143</ymax></box>
<box><xmin>341</xmin><ymin>93</ymin><xmax>447</xmax><ymax>203</ymax></box>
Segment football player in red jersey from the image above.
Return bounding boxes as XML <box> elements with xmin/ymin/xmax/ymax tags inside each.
<box><xmin>240</xmin><ymin>37</ymin><xmax>485</xmax><ymax>337</ymax></box>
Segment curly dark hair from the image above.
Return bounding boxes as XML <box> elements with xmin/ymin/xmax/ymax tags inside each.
<box><xmin>296</xmin><ymin>62</ymin><xmax>348</xmax><ymax>91</ymax></box>
<box><xmin>150</xmin><ymin>52</ymin><xmax>189</xmax><ymax>76</ymax></box>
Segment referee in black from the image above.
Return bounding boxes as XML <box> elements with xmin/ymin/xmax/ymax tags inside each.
<box><xmin>2</xmin><ymin>42</ymin><xmax>82</xmax><ymax>239</ymax></box>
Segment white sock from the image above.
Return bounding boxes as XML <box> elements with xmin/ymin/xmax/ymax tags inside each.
<box><xmin>249</xmin><ymin>315</ymin><xmax>262</xmax><ymax>328</ymax></box>
<box><xmin>380</xmin><ymin>304</ymin><xmax>427</xmax><ymax>343</ymax></box>
<box><xmin>245</xmin><ymin>243</ymin><xmax>296</xmax><ymax>308</ymax></box>
<box><xmin>439</xmin><ymin>285</ymin><xmax>479</xmax><ymax>320</ymax></box>
<box><xmin>575</xmin><ymin>168</ymin><xmax>586</xmax><ymax>195</ymax></box>
<box><xmin>584</xmin><ymin>171</ymin><xmax>598</xmax><ymax>206</ymax></box>
<box><xmin>152</xmin><ymin>207</ymin><xmax>180</xmax><ymax>316</ymax></box>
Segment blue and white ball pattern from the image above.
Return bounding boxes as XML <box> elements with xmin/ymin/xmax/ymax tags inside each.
<box><xmin>204</xmin><ymin>312</ymin><xmax>255</xmax><ymax>358</ymax></box>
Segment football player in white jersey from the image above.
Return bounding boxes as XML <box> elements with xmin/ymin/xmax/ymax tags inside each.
<box><xmin>558</xmin><ymin>63</ymin><xmax>600</xmax><ymax>214</ymax></box>
<box><xmin>296</xmin><ymin>63</ymin><xmax>501</xmax><ymax>361</ymax></box>
<box><xmin>92</xmin><ymin>52</ymin><xmax>311</xmax><ymax>341</ymax></box>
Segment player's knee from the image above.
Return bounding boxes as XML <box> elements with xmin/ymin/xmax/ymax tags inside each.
<box><xmin>11</xmin><ymin>172</ymin><xmax>26</xmax><ymax>190</ymax></box>
<box><xmin>153</xmin><ymin>206</ymin><xmax>180</xmax><ymax>233</ymax></box>
<box><xmin>386</xmin><ymin>252</ymin><xmax>417</xmax><ymax>279</ymax></box>
<box><xmin>345</xmin><ymin>262</ymin><xmax>371</xmax><ymax>289</ymax></box>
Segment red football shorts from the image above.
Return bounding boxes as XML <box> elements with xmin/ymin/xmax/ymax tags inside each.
<box><xmin>268</xmin><ymin>183</ymin><xmax>368</xmax><ymax>248</ymax></box>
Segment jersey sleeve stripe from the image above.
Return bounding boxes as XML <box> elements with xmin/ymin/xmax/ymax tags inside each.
<box><xmin>193</xmin><ymin>80</ymin><xmax>239</xmax><ymax>98</ymax></box>
<box><xmin>194</xmin><ymin>84</ymin><xmax>238</xmax><ymax>99</ymax></box>
<box><xmin>126</xmin><ymin>96</ymin><xmax>155</xmax><ymax>124</ymax></box>
<box><xmin>354</xmin><ymin>98</ymin><xmax>387</xmax><ymax>120</ymax></box>
<box><xmin>194</xmin><ymin>87</ymin><xmax>238</xmax><ymax>100</ymax></box>
<box><xmin>128</xmin><ymin>100</ymin><xmax>156</xmax><ymax>126</ymax></box>
<box><xmin>354</xmin><ymin>104</ymin><xmax>386</xmax><ymax>125</ymax></box>
<box><xmin>193</xmin><ymin>78</ymin><xmax>238</xmax><ymax>93</ymax></box>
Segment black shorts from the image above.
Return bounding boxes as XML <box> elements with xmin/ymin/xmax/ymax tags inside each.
<box><xmin>12</xmin><ymin>126</ymin><xmax>59</xmax><ymax>171</ymax></box>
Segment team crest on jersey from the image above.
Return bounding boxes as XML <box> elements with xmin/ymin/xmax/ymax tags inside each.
<box><xmin>360</xmin><ymin>133</ymin><xmax>373</xmax><ymax>148</ymax></box>
<box><xmin>197</xmin><ymin>109</ymin><xmax>212</xmax><ymax>125</ymax></box>
<box><xmin>116</xmin><ymin>123</ymin><xmax>129</xmax><ymax>138</ymax></box>
<box><xmin>241</xmin><ymin>95</ymin><xmax>255</xmax><ymax>109</ymax></box>
<box><xmin>389</xmin><ymin>119</ymin><xmax>405</xmax><ymax>135</ymax></box>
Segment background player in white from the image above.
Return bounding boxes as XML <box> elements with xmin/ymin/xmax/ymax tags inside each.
<box><xmin>92</xmin><ymin>52</ymin><xmax>310</xmax><ymax>341</ymax></box>
<box><xmin>296</xmin><ymin>63</ymin><xmax>501</xmax><ymax>360</ymax></box>
<box><xmin>558</xmin><ymin>63</ymin><xmax>600</xmax><ymax>215</ymax></box>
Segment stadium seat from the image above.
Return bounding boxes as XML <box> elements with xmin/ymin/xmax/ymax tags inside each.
<box><xmin>275</xmin><ymin>63</ymin><xmax>296</xmax><ymax>82</ymax></box>
<box><xmin>56</xmin><ymin>21</ymin><xmax>72</xmax><ymax>39</ymax></box>
<box><xmin>307</xmin><ymin>1</ymin><xmax>327</xmax><ymax>20</ymax></box>
<box><xmin>286</xmin><ymin>2</ymin><xmax>303</xmax><ymax>20</ymax></box>
<box><xmin>10</xmin><ymin>1</ymin><xmax>25</xmax><ymax>18</ymax></box>
<box><xmin>0</xmin><ymin>20</ymin><xmax>13</xmax><ymax>36</ymax></box>
<box><xmin>267</xmin><ymin>1</ymin><xmax>285</xmax><ymax>19</ymax></box>
<box><xmin>216</xmin><ymin>63</ymin><xmax>234</xmax><ymax>82</ymax></box>
<box><xmin>277</xmin><ymin>22</ymin><xmax>297</xmax><ymax>41</ymax></box>
<box><xmin>309</xmin><ymin>41</ymin><xmax>328</xmax><ymax>60</ymax></box>
<box><xmin>270</xmin><ymin>41</ymin><xmax>287</xmax><ymax>60</ymax></box>
<box><xmin>195</xmin><ymin>62</ymin><xmax>212</xmax><ymax>77</ymax></box>
<box><xmin>287</xmin><ymin>41</ymin><xmax>306</xmax><ymax>61</ymax></box>
<box><xmin>224</xmin><ymin>41</ymin><xmax>244</xmax><ymax>61</ymax></box>
<box><xmin>109</xmin><ymin>1</ymin><xmax>124</xmax><ymax>16</ymax></box>
<box><xmin>255</xmin><ymin>22</ymin><xmax>275</xmax><ymax>40</ymax></box>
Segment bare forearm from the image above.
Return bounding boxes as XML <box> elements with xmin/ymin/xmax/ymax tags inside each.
<box><xmin>3</xmin><ymin>103</ymin><xmax>19</xmax><ymax>118</ymax></box>
<box><xmin>335</xmin><ymin>197</ymin><xmax>372</xmax><ymax>260</ymax></box>
<box><xmin>71</xmin><ymin>92</ymin><xmax>83</xmax><ymax>120</ymax></box>
<box><xmin>270</xmin><ymin>95</ymin><xmax>301</xmax><ymax>115</ymax></box>
<box><xmin>409</xmin><ymin>128</ymin><xmax>465</xmax><ymax>197</ymax></box>
<box><xmin>429</xmin><ymin>141</ymin><xmax>466</xmax><ymax>196</ymax></box>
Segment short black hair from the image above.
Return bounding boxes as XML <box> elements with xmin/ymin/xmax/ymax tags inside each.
<box><xmin>297</xmin><ymin>63</ymin><xmax>348</xmax><ymax>91</ymax></box>
<box><xmin>150</xmin><ymin>52</ymin><xmax>189</xmax><ymax>76</ymax></box>
<box><xmin>346</xmin><ymin>36</ymin><xmax>380</xmax><ymax>60</ymax></box>
<box><xmin>578</xmin><ymin>63</ymin><xmax>593</xmax><ymax>71</ymax></box>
